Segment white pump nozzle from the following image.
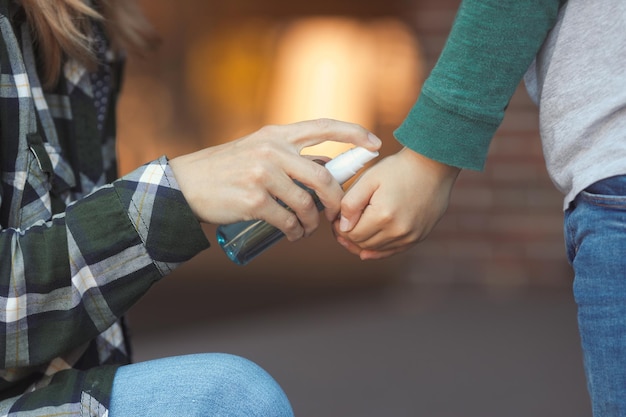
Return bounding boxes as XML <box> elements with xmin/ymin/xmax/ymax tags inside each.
<box><xmin>324</xmin><ymin>146</ymin><xmax>379</xmax><ymax>184</ymax></box>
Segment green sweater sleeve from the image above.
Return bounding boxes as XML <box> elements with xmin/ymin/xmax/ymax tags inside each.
<box><xmin>395</xmin><ymin>0</ymin><xmax>565</xmax><ymax>170</ymax></box>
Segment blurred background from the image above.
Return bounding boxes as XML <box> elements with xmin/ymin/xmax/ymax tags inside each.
<box><xmin>118</xmin><ymin>0</ymin><xmax>591</xmax><ymax>415</ymax></box>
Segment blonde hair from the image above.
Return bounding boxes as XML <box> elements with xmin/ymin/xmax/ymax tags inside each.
<box><xmin>20</xmin><ymin>0</ymin><xmax>157</xmax><ymax>89</ymax></box>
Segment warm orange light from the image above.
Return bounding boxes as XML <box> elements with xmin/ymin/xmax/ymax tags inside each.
<box><xmin>264</xmin><ymin>17</ymin><xmax>422</xmax><ymax>158</ymax></box>
<box><xmin>175</xmin><ymin>16</ymin><xmax>422</xmax><ymax>157</ymax></box>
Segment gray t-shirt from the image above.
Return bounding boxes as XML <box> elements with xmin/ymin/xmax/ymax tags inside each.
<box><xmin>524</xmin><ymin>0</ymin><xmax>626</xmax><ymax>209</ymax></box>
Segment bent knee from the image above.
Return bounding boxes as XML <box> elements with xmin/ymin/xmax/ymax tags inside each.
<box><xmin>111</xmin><ymin>353</ymin><xmax>293</xmax><ymax>417</ymax></box>
<box><xmin>196</xmin><ymin>353</ymin><xmax>294</xmax><ymax>417</ymax></box>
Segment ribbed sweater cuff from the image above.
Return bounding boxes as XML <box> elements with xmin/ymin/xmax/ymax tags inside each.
<box><xmin>394</xmin><ymin>92</ymin><xmax>499</xmax><ymax>171</ymax></box>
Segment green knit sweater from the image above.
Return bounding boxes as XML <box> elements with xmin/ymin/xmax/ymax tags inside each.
<box><xmin>395</xmin><ymin>0</ymin><xmax>566</xmax><ymax>170</ymax></box>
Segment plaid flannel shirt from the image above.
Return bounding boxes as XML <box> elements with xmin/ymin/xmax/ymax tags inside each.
<box><xmin>0</xmin><ymin>1</ymin><xmax>209</xmax><ymax>415</ymax></box>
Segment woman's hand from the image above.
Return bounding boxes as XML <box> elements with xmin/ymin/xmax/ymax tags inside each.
<box><xmin>169</xmin><ymin>119</ymin><xmax>381</xmax><ymax>242</ymax></box>
<box><xmin>333</xmin><ymin>147</ymin><xmax>460</xmax><ymax>259</ymax></box>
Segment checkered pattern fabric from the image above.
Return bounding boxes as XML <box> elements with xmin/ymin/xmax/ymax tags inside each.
<box><xmin>0</xmin><ymin>2</ymin><xmax>209</xmax><ymax>415</ymax></box>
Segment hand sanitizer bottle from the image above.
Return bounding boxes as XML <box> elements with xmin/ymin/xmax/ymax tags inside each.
<box><xmin>216</xmin><ymin>146</ymin><xmax>379</xmax><ymax>265</ymax></box>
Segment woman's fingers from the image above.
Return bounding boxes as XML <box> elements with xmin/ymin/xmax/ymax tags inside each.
<box><xmin>169</xmin><ymin>119</ymin><xmax>382</xmax><ymax>243</ymax></box>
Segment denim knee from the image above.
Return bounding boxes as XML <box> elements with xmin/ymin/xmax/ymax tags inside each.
<box><xmin>201</xmin><ymin>353</ymin><xmax>294</xmax><ymax>417</ymax></box>
<box><xmin>110</xmin><ymin>353</ymin><xmax>294</xmax><ymax>417</ymax></box>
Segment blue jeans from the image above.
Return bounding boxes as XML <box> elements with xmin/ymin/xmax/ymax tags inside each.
<box><xmin>565</xmin><ymin>175</ymin><xmax>626</xmax><ymax>416</ymax></box>
<box><xmin>109</xmin><ymin>353</ymin><xmax>294</xmax><ymax>417</ymax></box>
